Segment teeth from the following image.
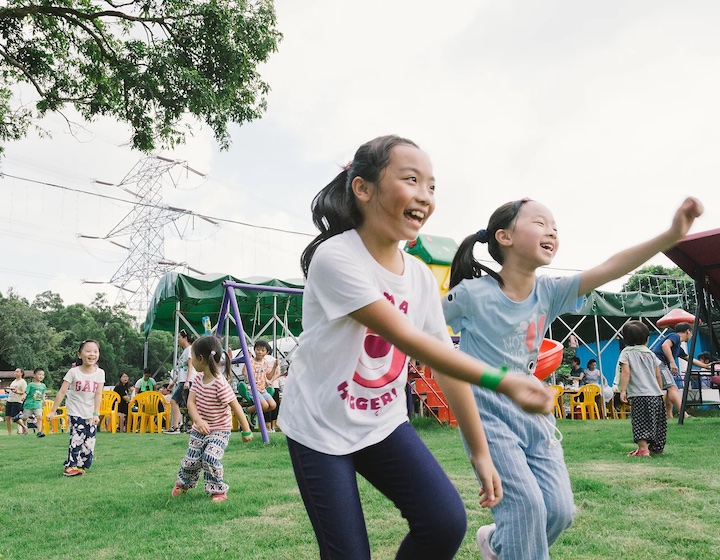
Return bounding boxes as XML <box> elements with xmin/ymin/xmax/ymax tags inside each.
<box><xmin>408</xmin><ymin>210</ymin><xmax>425</xmax><ymax>219</ymax></box>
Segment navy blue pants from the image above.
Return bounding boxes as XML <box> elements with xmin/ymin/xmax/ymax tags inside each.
<box><xmin>287</xmin><ymin>422</ymin><xmax>467</xmax><ymax>560</ymax></box>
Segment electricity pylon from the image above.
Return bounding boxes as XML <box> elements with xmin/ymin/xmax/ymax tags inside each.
<box><xmin>102</xmin><ymin>155</ymin><xmax>205</xmax><ymax>318</ymax></box>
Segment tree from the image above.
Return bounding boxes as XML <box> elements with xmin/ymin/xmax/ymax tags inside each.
<box><xmin>0</xmin><ymin>289</ymin><xmax>59</xmax><ymax>377</ymax></box>
<box><xmin>623</xmin><ymin>265</ymin><xmax>720</xmax><ymax>325</ymax></box>
<box><xmin>0</xmin><ymin>0</ymin><xmax>281</xmax><ymax>154</ymax></box>
<box><xmin>622</xmin><ymin>265</ymin><xmax>693</xmax><ymax>296</ymax></box>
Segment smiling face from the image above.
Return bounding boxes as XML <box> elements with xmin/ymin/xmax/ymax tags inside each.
<box><xmin>500</xmin><ymin>200</ymin><xmax>558</xmax><ymax>267</ymax></box>
<box><xmin>254</xmin><ymin>345</ymin><xmax>268</xmax><ymax>360</ymax></box>
<box><xmin>355</xmin><ymin>144</ymin><xmax>435</xmax><ymax>245</ymax></box>
<box><xmin>78</xmin><ymin>341</ymin><xmax>100</xmax><ymax>367</ymax></box>
<box><xmin>34</xmin><ymin>370</ymin><xmax>45</xmax><ymax>382</ymax></box>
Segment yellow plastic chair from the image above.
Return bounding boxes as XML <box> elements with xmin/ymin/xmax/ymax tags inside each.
<box><xmin>128</xmin><ymin>391</ymin><xmax>170</xmax><ymax>434</ymax></box>
<box><xmin>570</xmin><ymin>384</ymin><xmax>601</xmax><ymax>420</ymax></box>
<box><xmin>550</xmin><ymin>385</ymin><xmax>565</xmax><ymax>419</ymax></box>
<box><xmin>42</xmin><ymin>400</ymin><xmax>68</xmax><ymax>433</ymax></box>
<box><xmin>98</xmin><ymin>390</ymin><xmax>120</xmax><ymax>433</ymax></box>
<box><xmin>618</xmin><ymin>401</ymin><xmax>632</xmax><ymax>419</ymax></box>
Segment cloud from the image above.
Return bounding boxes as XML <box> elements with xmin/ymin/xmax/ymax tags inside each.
<box><xmin>2</xmin><ymin>0</ymin><xmax>719</xmax><ymax>308</ymax></box>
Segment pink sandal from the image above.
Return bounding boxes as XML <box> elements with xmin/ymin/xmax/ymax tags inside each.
<box><xmin>628</xmin><ymin>448</ymin><xmax>650</xmax><ymax>457</ymax></box>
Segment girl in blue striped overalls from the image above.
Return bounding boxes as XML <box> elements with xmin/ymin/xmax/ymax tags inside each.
<box><xmin>444</xmin><ymin>196</ymin><xmax>702</xmax><ymax>559</ymax></box>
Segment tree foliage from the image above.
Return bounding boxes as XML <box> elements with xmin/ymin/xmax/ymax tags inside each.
<box><xmin>0</xmin><ymin>0</ymin><xmax>281</xmax><ymax>154</ymax></box>
<box><xmin>0</xmin><ymin>289</ymin><xmax>175</xmax><ymax>389</ymax></box>
<box><xmin>622</xmin><ymin>265</ymin><xmax>720</xmax><ymax>326</ymax></box>
<box><xmin>0</xmin><ymin>289</ymin><xmax>60</xmax><ymax>378</ymax></box>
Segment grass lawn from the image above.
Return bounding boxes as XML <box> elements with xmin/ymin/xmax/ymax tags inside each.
<box><xmin>2</xmin><ymin>416</ymin><xmax>720</xmax><ymax>560</ymax></box>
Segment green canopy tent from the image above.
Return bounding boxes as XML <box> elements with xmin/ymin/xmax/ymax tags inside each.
<box><xmin>549</xmin><ymin>290</ymin><xmax>684</xmax><ymax>385</ymax></box>
<box><xmin>143</xmin><ymin>272</ymin><xmax>304</xmax><ymax>367</ymax></box>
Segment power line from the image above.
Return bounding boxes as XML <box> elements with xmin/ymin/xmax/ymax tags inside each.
<box><xmin>0</xmin><ymin>172</ymin><xmax>669</xmax><ymax>281</ymax></box>
<box><xmin>1</xmin><ymin>172</ymin><xmax>315</xmax><ymax>238</ymax></box>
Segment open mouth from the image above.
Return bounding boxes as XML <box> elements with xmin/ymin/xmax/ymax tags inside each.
<box><xmin>540</xmin><ymin>243</ymin><xmax>554</xmax><ymax>253</ymax></box>
<box><xmin>404</xmin><ymin>210</ymin><xmax>425</xmax><ymax>225</ymax></box>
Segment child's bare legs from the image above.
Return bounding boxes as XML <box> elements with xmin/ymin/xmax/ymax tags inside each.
<box><xmin>664</xmin><ymin>386</ymin><xmax>690</xmax><ymax>419</ymax></box>
<box><xmin>628</xmin><ymin>438</ymin><xmax>651</xmax><ymax>457</ymax></box>
<box><xmin>265</xmin><ymin>397</ymin><xmax>277</xmax><ymax>430</ymax></box>
<box><xmin>118</xmin><ymin>412</ymin><xmax>126</xmax><ymax>432</ymax></box>
<box><xmin>247</xmin><ymin>395</ymin><xmax>274</xmax><ymax>415</ymax></box>
<box><xmin>5</xmin><ymin>415</ymin><xmax>12</xmax><ymax>435</ymax></box>
<box><xmin>36</xmin><ymin>411</ymin><xmax>44</xmax><ymax>435</ymax></box>
<box><xmin>16</xmin><ymin>417</ymin><xmax>28</xmax><ymax>434</ymax></box>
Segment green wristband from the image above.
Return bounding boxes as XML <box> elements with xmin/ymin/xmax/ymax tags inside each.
<box><xmin>93</xmin><ymin>412</ymin><xmax>100</xmax><ymax>416</ymax></box>
<box><xmin>478</xmin><ymin>366</ymin><xmax>508</xmax><ymax>391</ymax></box>
<box><xmin>241</xmin><ymin>431</ymin><xmax>252</xmax><ymax>437</ymax></box>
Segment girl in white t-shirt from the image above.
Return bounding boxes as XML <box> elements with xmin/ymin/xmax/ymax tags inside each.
<box><xmin>48</xmin><ymin>340</ymin><xmax>105</xmax><ymax>477</ymax></box>
<box><xmin>278</xmin><ymin>135</ymin><xmax>553</xmax><ymax>560</ymax></box>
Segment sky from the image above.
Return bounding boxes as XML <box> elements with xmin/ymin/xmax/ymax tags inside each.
<box><xmin>2</xmin><ymin>0</ymin><xmax>719</xmax><ymax>320</ymax></box>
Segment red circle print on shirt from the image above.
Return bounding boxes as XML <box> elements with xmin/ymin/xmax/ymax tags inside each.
<box><xmin>352</xmin><ymin>330</ymin><xmax>407</xmax><ymax>389</ymax></box>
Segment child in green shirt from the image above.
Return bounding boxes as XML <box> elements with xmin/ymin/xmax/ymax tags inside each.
<box><xmin>18</xmin><ymin>368</ymin><xmax>48</xmax><ymax>438</ymax></box>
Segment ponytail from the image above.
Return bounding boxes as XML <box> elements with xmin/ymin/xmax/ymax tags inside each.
<box><xmin>449</xmin><ymin>233</ymin><xmax>504</xmax><ymax>289</ymax></box>
<box><xmin>300</xmin><ymin>169</ymin><xmax>362</xmax><ymax>276</ymax></box>
<box><xmin>191</xmin><ymin>336</ymin><xmax>230</xmax><ymax>379</ymax></box>
<box><xmin>448</xmin><ymin>198</ymin><xmax>531</xmax><ymax>290</ymax></box>
<box><xmin>300</xmin><ymin>135</ymin><xmax>419</xmax><ymax>277</ymax></box>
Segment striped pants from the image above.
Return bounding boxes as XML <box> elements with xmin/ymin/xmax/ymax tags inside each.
<box><xmin>176</xmin><ymin>430</ymin><xmax>231</xmax><ymax>494</ymax></box>
<box><xmin>468</xmin><ymin>387</ymin><xmax>575</xmax><ymax>560</ymax></box>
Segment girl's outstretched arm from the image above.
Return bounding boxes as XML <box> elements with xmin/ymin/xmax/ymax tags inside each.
<box><xmin>350</xmin><ymin>299</ymin><xmax>553</xmax><ymax>414</ymax></box>
<box><xmin>578</xmin><ymin>197</ymin><xmax>703</xmax><ymax>296</ymax></box>
<box><xmin>434</xmin><ymin>373</ymin><xmax>502</xmax><ymax>507</ymax></box>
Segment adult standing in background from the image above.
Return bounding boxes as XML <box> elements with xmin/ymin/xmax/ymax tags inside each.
<box><xmin>652</xmin><ymin>322</ymin><xmax>709</xmax><ymax>419</ymax></box>
<box><xmin>164</xmin><ymin>329</ymin><xmax>195</xmax><ymax>434</ymax></box>
<box><xmin>5</xmin><ymin>368</ymin><xmax>27</xmax><ymax>435</ymax></box>
<box><xmin>113</xmin><ymin>372</ymin><xmax>132</xmax><ymax>432</ymax></box>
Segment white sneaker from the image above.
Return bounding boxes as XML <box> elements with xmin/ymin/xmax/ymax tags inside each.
<box><xmin>476</xmin><ymin>524</ymin><xmax>498</xmax><ymax>560</ymax></box>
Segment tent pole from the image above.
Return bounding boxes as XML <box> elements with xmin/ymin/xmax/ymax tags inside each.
<box><xmin>594</xmin><ymin>315</ymin><xmax>607</xmax><ymax>418</ymax></box>
<box><xmin>172</xmin><ymin>300</ymin><xmax>180</xmax><ymax>374</ymax></box>
<box><xmin>679</xmin><ymin>278</ymin><xmax>705</xmax><ymax>425</ymax></box>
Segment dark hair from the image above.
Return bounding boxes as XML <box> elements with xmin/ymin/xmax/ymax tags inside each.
<box><xmin>76</xmin><ymin>339</ymin><xmax>100</xmax><ymax>365</ymax></box>
<box><xmin>179</xmin><ymin>329</ymin><xmax>195</xmax><ymax>343</ymax></box>
<box><xmin>571</xmin><ymin>357</ymin><xmax>581</xmax><ymax>366</ymax></box>
<box><xmin>449</xmin><ymin>199</ymin><xmax>531</xmax><ymax>289</ymax></box>
<box><xmin>33</xmin><ymin>367</ymin><xmax>44</xmax><ymax>374</ymax></box>
<box><xmin>300</xmin><ymin>135</ymin><xmax>419</xmax><ymax>276</ymax></box>
<box><xmin>674</xmin><ymin>322</ymin><xmax>692</xmax><ymax>333</ymax></box>
<box><xmin>143</xmin><ymin>367</ymin><xmax>152</xmax><ymax>376</ymax></box>
<box><xmin>698</xmin><ymin>351</ymin><xmax>712</xmax><ymax>362</ymax></box>
<box><xmin>586</xmin><ymin>359</ymin><xmax>597</xmax><ymax>367</ymax></box>
<box><xmin>192</xmin><ymin>335</ymin><xmax>231</xmax><ymax>379</ymax></box>
<box><xmin>254</xmin><ymin>340</ymin><xmax>272</xmax><ymax>353</ymax></box>
<box><xmin>622</xmin><ymin>320</ymin><xmax>650</xmax><ymax>346</ymax></box>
